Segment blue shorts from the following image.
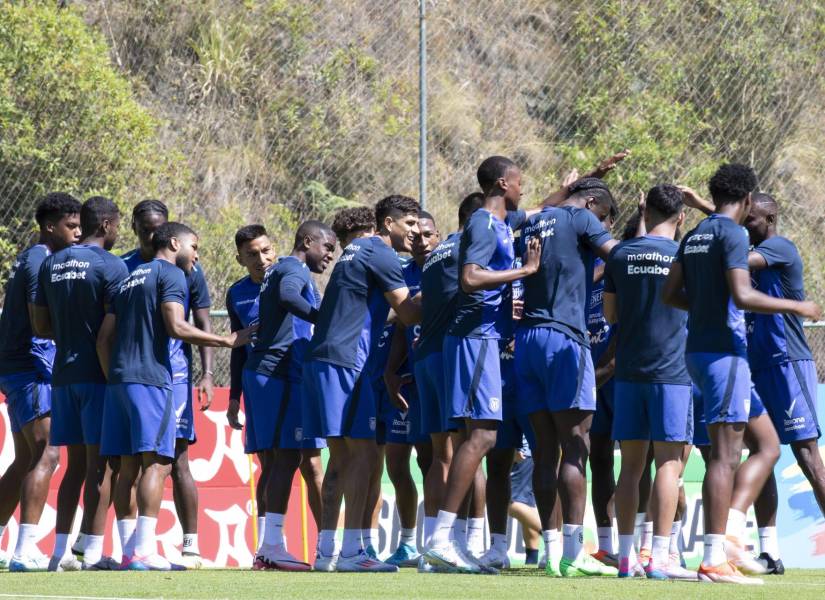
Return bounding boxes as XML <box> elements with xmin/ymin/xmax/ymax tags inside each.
<box><xmin>612</xmin><ymin>381</ymin><xmax>693</xmax><ymax>442</ymax></box>
<box><xmin>50</xmin><ymin>383</ymin><xmax>106</xmax><ymax>446</ymax></box>
<box><xmin>100</xmin><ymin>383</ymin><xmax>176</xmax><ymax>458</ymax></box>
<box><xmin>242</xmin><ymin>370</ymin><xmax>326</xmax><ymax>452</ymax></box>
<box><xmin>173</xmin><ymin>382</ymin><xmax>195</xmax><ymax>443</ymax></box>
<box><xmin>752</xmin><ymin>360</ymin><xmax>821</xmax><ymax>444</ymax></box>
<box><xmin>686</xmin><ymin>353</ymin><xmax>752</xmax><ymax>426</ymax></box>
<box><xmin>692</xmin><ymin>385</ymin><xmax>710</xmax><ymax>446</ymax></box>
<box><xmin>510</xmin><ymin>457</ymin><xmax>536</xmax><ymax>507</ymax></box>
<box><xmin>443</xmin><ymin>335</ymin><xmax>503</xmax><ymax>422</ymax></box>
<box><xmin>591</xmin><ymin>379</ymin><xmax>615</xmax><ymax>437</ymax></box>
<box><xmin>304</xmin><ymin>360</ymin><xmax>377</xmax><ymax>439</ymax></box>
<box><xmin>514</xmin><ymin>327</ymin><xmax>596</xmax><ymax>415</ymax></box>
<box><xmin>414</xmin><ymin>352</ymin><xmax>455</xmax><ymax>435</ymax></box>
<box><xmin>380</xmin><ymin>381</ymin><xmax>428</xmax><ymax>445</ymax></box>
<box><xmin>0</xmin><ymin>372</ymin><xmax>51</xmax><ymax>434</ymax></box>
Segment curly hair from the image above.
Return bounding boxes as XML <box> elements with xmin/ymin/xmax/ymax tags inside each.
<box><xmin>708</xmin><ymin>163</ymin><xmax>758</xmax><ymax>206</ymax></box>
<box><xmin>331</xmin><ymin>206</ymin><xmax>375</xmax><ymax>241</ymax></box>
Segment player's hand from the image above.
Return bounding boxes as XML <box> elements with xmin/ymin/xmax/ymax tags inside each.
<box><xmin>523</xmin><ymin>237</ymin><xmax>541</xmax><ymax>275</ymax></box>
<box><xmin>592</xmin><ymin>149</ymin><xmax>630</xmax><ymax>178</ymax></box>
<box><xmin>383</xmin><ymin>371</ymin><xmax>412</xmax><ymax>412</ymax></box>
<box><xmin>677</xmin><ymin>185</ymin><xmax>713</xmax><ymax>214</ymax></box>
<box><xmin>562</xmin><ymin>168</ymin><xmax>579</xmax><ymax>188</ymax></box>
<box><xmin>796</xmin><ymin>300</ymin><xmax>822</xmax><ymax>321</ymax></box>
<box><xmin>638</xmin><ymin>190</ymin><xmax>646</xmax><ymax>214</ymax></box>
<box><xmin>227</xmin><ymin>397</ymin><xmax>243</xmax><ymax>430</ymax></box>
<box><xmin>230</xmin><ymin>324</ymin><xmax>258</xmax><ymax>348</ymax></box>
<box><xmin>514</xmin><ymin>451</ymin><xmax>526</xmax><ymax>463</ymax></box>
<box><xmin>196</xmin><ymin>373</ymin><xmax>213</xmax><ymax>411</ymax></box>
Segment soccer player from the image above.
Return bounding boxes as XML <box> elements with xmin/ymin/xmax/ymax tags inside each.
<box><xmin>305</xmin><ymin>196</ymin><xmax>422</xmax><ymax>572</ymax></box>
<box><xmin>412</xmin><ymin>193</ymin><xmax>485</xmax><ymax>558</ymax></box>
<box><xmin>515</xmin><ymin>177</ymin><xmax>619</xmax><ymax>577</ymax></box>
<box><xmin>381</xmin><ymin>212</ymin><xmax>441</xmax><ymax>566</ymax></box>
<box><xmin>423</xmin><ymin>156</ymin><xmax>540</xmax><ymax>574</ymax></box>
<box><xmin>32</xmin><ymin>196</ymin><xmax>129</xmax><ymax>571</ymax></box>
<box><xmin>603</xmin><ymin>184</ymin><xmax>695</xmax><ymax>580</ymax></box>
<box><xmin>242</xmin><ymin>220</ymin><xmax>336</xmax><ymax>570</ymax></box>
<box><xmin>662</xmin><ymin>163</ymin><xmax>820</xmax><ymax>584</ymax></box>
<box><xmin>224</xmin><ymin>224</ymin><xmax>276</xmax><ymax>553</ymax></box>
<box><xmin>744</xmin><ymin>192</ymin><xmax>825</xmax><ymax>570</ymax></box>
<box><xmin>0</xmin><ymin>193</ymin><xmax>80</xmax><ymax>572</ymax></box>
<box><xmin>310</xmin><ymin>206</ymin><xmax>376</xmax><ymax>568</ymax></box>
<box><xmin>121</xmin><ymin>200</ymin><xmax>213</xmax><ymax>567</ymax></box>
<box><xmin>98</xmin><ymin>222</ymin><xmax>253</xmax><ymax>571</ymax></box>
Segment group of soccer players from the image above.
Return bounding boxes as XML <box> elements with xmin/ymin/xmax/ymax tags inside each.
<box><xmin>1</xmin><ymin>153</ymin><xmax>824</xmax><ymax>585</ymax></box>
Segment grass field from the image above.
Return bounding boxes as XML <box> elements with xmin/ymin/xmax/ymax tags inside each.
<box><xmin>1</xmin><ymin>569</ymin><xmax>824</xmax><ymax>600</ymax></box>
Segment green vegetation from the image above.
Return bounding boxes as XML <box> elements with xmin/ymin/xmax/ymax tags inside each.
<box><xmin>2</xmin><ymin>0</ymin><xmax>824</xmax><ymax>307</ymax></box>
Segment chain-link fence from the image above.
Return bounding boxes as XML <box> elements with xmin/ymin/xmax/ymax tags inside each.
<box><xmin>2</xmin><ymin>2</ymin><xmax>825</xmax><ymax>365</ymax></box>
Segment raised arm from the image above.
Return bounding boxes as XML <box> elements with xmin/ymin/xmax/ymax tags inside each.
<box><xmin>678</xmin><ymin>185</ymin><xmax>714</xmax><ymax>216</ymax></box>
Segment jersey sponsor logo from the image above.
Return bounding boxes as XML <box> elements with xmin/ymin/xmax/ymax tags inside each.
<box><xmin>522</xmin><ymin>217</ymin><xmax>556</xmax><ymax>238</ymax></box>
<box><xmin>684</xmin><ymin>244</ymin><xmax>710</xmax><ymax>254</ymax></box>
<box><xmin>422</xmin><ymin>241</ymin><xmax>456</xmax><ymax>272</ymax></box>
<box><xmin>339</xmin><ymin>244</ymin><xmax>361</xmax><ymax>262</ymax></box>
<box><xmin>626</xmin><ymin>264</ymin><xmax>670</xmax><ymax>276</ymax></box>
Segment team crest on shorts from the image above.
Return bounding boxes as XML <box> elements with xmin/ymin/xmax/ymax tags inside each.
<box><xmin>489</xmin><ymin>397</ymin><xmax>500</xmax><ymax>412</ymax></box>
<box><xmin>294</xmin><ymin>427</ymin><xmax>303</xmax><ymax>442</ymax></box>
<box><xmin>369</xmin><ymin>417</ymin><xmax>376</xmax><ymax>431</ymax></box>
<box><xmin>743</xmin><ymin>396</ymin><xmax>751</xmax><ymax>415</ymax></box>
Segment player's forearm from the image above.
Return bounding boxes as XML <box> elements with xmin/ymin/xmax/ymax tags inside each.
<box><xmin>733</xmin><ymin>287</ymin><xmax>803</xmax><ymax>316</ymax></box>
<box><xmin>383</xmin><ymin>326</ymin><xmax>409</xmax><ymax>382</ymax></box>
<box><xmin>394</xmin><ymin>298</ymin><xmax>421</xmax><ymax>327</ymax></box>
<box><xmin>595</xmin><ymin>360</ymin><xmax>615</xmax><ymax>388</ymax></box>
<box><xmin>460</xmin><ymin>265</ymin><xmax>534</xmax><ymax>293</ymax></box>
<box><xmin>193</xmin><ymin>309</ymin><xmax>214</xmax><ymax>372</ymax></box>
<box><xmin>229</xmin><ymin>346</ymin><xmax>246</xmax><ymax>400</ymax></box>
<box><xmin>169</xmin><ymin>320</ymin><xmax>232</xmax><ymax>348</ymax></box>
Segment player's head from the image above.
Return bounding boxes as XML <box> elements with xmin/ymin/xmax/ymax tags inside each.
<box><xmin>35</xmin><ymin>192</ymin><xmax>82</xmax><ymax>250</ymax></box>
<box><xmin>152</xmin><ymin>221</ymin><xmax>198</xmax><ymax>273</ymax></box>
<box><xmin>644</xmin><ymin>184</ymin><xmax>685</xmax><ymax>238</ymax></box>
<box><xmin>457</xmin><ymin>192</ymin><xmax>484</xmax><ymax>228</ymax></box>
<box><xmin>294</xmin><ymin>220</ymin><xmax>337</xmax><ymax>274</ymax></box>
<box><xmin>744</xmin><ymin>192</ymin><xmax>778</xmax><ymax>246</ymax></box>
<box><xmin>412</xmin><ymin>211</ymin><xmax>440</xmax><ymax>265</ymax></box>
<box><xmin>234</xmin><ymin>224</ymin><xmax>276</xmax><ymax>283</ymax></box>
<box><xmin>375</xmin><ymin>194</ymin><xmax>420</xmax><ymax>253</ymax></box>
<box><xmin>81</xmin><ymin>196</ymin><xmax>121</xmax><ymax>250</ymax></box>
<box><xmin>331</xmin><ymin>206</ymin><xmax>375</xmax><ymax>249</ymax></box>
<box><xmin>567</xmin><ymin>178</ymin><xmax>616</xmax><ymax>224</ymax></box>
<box><xmin>476</xmin><ymin>156</ymin><xmax>522</xmax><ymax>209</ymax></box>
<box><xmin>708</xmin><ymin>163</ymin><xmax>758</xmax><ymax>223</ymax></box>
<box><xmin>131</xmin><ymin>199</ymin><xmax>169</xmax><ymax>253</ymax></box>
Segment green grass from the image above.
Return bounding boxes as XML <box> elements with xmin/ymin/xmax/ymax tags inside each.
<box><xmin>1</xmin><ymin>569</ymin><xmax>824</xmax><ymax>600</ymax></box>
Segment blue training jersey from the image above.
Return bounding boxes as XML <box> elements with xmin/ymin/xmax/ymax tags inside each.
<box><xmin>245</xmin><ymin>257</ymin><xmax>319</xmax><ymax>382</ymax></box>
<box><xmin>746</xmin><ymin>235</ymin><xmax>813</xmax><ymax>369</ymax></box>
<box><xmin>449</xmin><ymin>208</ymin><xmax>517</xmax><ymax>339</ymax></box>
<box><xmin>122</xmin><ymin>249</ymin><xmax>212</xmax><ymax>382</ymax></box>
<box><xmin>676</xmin><ymin>213</ymin><xmax>749</xmax><ymax>356</ymax></box>
<box><xmin>108</xmin><ymin>259</ymin><xmax>188</xmax><ymax>387</ymax></box>
<box><xmin>604</xmin><ymin>234</ymin><xmax>690</xmax><ymax>384</ymax></box>
<box><xmin>402</xmin><ymin>259</ymin><xmax>422</xmax><ymax>375</ymax></box>
<box><xmin>587</xmin><ymin>257</ymin><xmax>614</xmax><ymax>366</ymax></box>
<box><xmin>415</xmin><ymin>231</ymin><xmax>460</xmax><ymax>361</ymax></box>
<box><xmin>226</xmin><ymin>275</ymin><xmax>261</xmax><ymax>333</ymax></box>
<box><xmin>35</xmin><ymin>244</ymin><xmax>129</xmax><ymax>385</ymax></box>
<box><xmin>0</xmin><ymin>244</ymin><xmax>55</xmax><ymax>377</ymax></box>
<box><xmin>310</xmin><ymin>236</ymin><xmax>406</xmax><ymax>371</ymax></box>
<box><xmin>519</xmin><ymin>206</ymin><xmax>612</xmax><ymax>346</ymax></box>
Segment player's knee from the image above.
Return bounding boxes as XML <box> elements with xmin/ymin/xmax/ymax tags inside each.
<box><xmin>37</xmin><ymin>445</ymin><xmax>60</xmax><ymax>475</ymax></box>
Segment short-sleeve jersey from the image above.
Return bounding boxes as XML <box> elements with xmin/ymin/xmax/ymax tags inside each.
<box><xmin>449</xmin><ymin>209</ymin><xmax>516</xmax><ymax>339</ymax></box>
<box><xmin>519</xmin><ymin>206</ymin><xmax>612</xmax><ymax>345</ymax></box>
<box><xmin>245</xmin><ymin>257</ymin><xmax>320</xmax><ymax>381</ymax></box>
<box><xmin>746</xmin><ymin>235</ymin><xmax>812</xmax><ymax>369</ymax></box>
<box><xmin>675</xmin><ymin>214</ymin><xmax>749</xmax><ymax>356</ymax></box>
<box><xmin>226</xmin><ymin>275</ymin><xmax>261</xmax><ymax>334</ymax></box>
<box><xmin>108</xmin><ymin>259</ymin><xmax>187</xmax><ymax>387</ymax></box>
<box><xmin>122</xmin><ymin>249</ymin><xmax>212</xmax><ymax>382</ymax></box>
<box><xmin>604</xmin><ymin>235</ymin><xmax>690</xmax><ymax>384</ymax></box>
<box><xmin>310</xmin><ymin>236</ymin><xmax>406</xmax><ymax>371</ymax></box>
<box><xmin>415</xmin><ymin>232</ymin><xmax>460</xmax><ymax>361</ymax></box>
<box><xmin>35</xmin><ymin>244</ymin><xmax>129</xmax><ymax>385</ymax></box>
<box><xmin>0</xmin><ymin>244</ymin><xmax>55</xmax><ymax>377</ymax></box>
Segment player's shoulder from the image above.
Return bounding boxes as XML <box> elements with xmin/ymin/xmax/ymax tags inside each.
<box><xmin>759</xmin><ymin>234</ymin><xmax>797</xmax><ymax>253</ymax></box>
<box><xmin>20</xmin><ymin>244</ymin><xmax>50</xmax><ymax>267</ymax></box>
